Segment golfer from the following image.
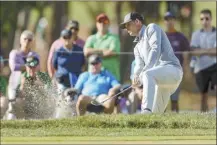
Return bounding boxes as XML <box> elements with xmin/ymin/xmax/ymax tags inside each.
<box><xmin>120</xmin><ymin>12</ymin><xmax>183</xmax><ymax>113</ymax></box>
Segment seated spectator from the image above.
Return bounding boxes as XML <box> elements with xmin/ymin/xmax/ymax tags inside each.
<box><xmin>6</xmin><ymin>30</ymin><xmax>39</xmax><ymax>120</ymax></box>
<box><xmin>52</xmin><ymin>29</ymin><xmax>85</xmax><ymax>97</ymax></box>
<box><xmin>75</xmin><ymin>54</ymin><xmax>121</xmax><ymax>116</ymax></box>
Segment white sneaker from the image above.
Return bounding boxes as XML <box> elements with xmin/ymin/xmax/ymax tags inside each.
<box><xmin>7</xmin><ymin>113</ymin><xmax>17</xmax><ymax>120</ymax></box>
<box><xmin>141</xmin><ymin>110</ymin><xmax>152</xmax><ymax>114</ymax></box>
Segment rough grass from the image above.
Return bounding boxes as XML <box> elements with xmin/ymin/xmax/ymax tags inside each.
<box><xmin>1</xmin><ymin>113</ymin><xmax>216</xmax><ymax>129</ymax></box>
<box><xmin>1</xmin><ymin>113</ymin><xmax>216</xmax><ymax>138</ymax></box>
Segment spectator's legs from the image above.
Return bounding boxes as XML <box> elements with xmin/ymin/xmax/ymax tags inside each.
<box><xmin>171</xmin><ymin>101</ymin><xmax>179</xmax><ymax>112</ymax></box>
<box><xmin>6</xmin><ymin>87</ymin><xmax>17</xmax><ymax>120</ymax></box>
<box><xmin>201</xmin><ymin>93</ymin><xmax>208</xmax><ymax>112</ymax></box>
<box><xmin>97</xmin><ymin>94</ymin><xmax>116</xmax><ymax>114</ymax></box>
<box><xmin>195</xmin><ymin>70</ymin><xmax>209</xmax><ymax>112</ymax></box>
<box><xmin>0</xmin><ymin>96</ymin><xmax>8</xmax><ymax>119</ymax></box>
<box><xmin>113</xmin><ymin>104</ymin><xmax>121</xmax><ymax>114</ymax></box>
<box><xmin>126</xmin><ymin>91</ymin><xmax>140</xmax><ymax>114</ymax></box>
<box><xmin>76</xmin><ymin>95</ymin><xmax>92</xmax><ymax>116</ymax></box>
<box><xmin>55</xmin><ymin>83</ymin><xmax>68</xmax><ymax>118</ymax></box>
<box><xmin>105</xmin><ymin>88</ymin><xmax>120</xmax><ymax>114</ymax></box>
<box><xmin>170</xmin><ymin>86</ymin><xmax>181</xmax><ymax>113</ymax></box>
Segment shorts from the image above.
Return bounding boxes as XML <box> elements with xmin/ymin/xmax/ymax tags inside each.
<box><xmin>195</xmin><ymin>63</ymin><xmax>217</xmax><ymax>93</ymax></box>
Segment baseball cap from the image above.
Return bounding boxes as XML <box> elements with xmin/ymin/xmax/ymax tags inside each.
<box><xmin>25</xmin><ymin>56</ymin><xmax>39</xmax><ymax>68</ymax></box>
<box><xmin>164</xmin><ymin>12</ymin><xmax>176</xmax><ymax>20</ymax></box>
<box><xmin>120</xmin><ymin>12</ymin><xmax>144</xmax><ymax>29</ymax></box>
<box><xmin>96</xmin><ymin>13</ymin><xmax>110</xmax><ymax>24</ymax></box>
<box><xmin>60</xmin><ymin>29</ymin><xmax>72</xmax><ymax>39</ymax></box>
<box><xmin>66</xmin><ymin>20</ymin><xmax>79</xmax><ymax>30</ymax></box>
<box><xmin>88</xmin><ymin>54</ymin><xmax>102</xmax><ymax>64</ymax></box>
<box><xmin>20</xmin><ymin>30</ymin><xmax>34</xmax><ymax>40</ymax></box>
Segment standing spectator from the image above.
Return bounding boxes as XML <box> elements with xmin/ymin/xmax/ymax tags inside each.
<box><xmin>190</xmin><ymin>9</ymin><xmax>216</xmax><ymax>112</ymax></box>
<box><xmin>0</xmin><ymin>55</ymin><xmax>8</xmax><ymax>118</ymax></box>
<box><xmin>84</xmin><ymin>13</ymin><xmax>121</xmax><ymax>81</ymax></box>
<box><xmin>6</xmin><ymin>30</ymin><xmax>39</xmax><ymax>120</ymax></box>
<box><xmin>164</xmin><ymin>12</ymin><xmax>190</xmax><ymax>112</ymax></box>
<box><xmin>126</xmin><ymin>60</ymin><xmax>143</xmax><ymax>114</ymax></box>
<box><xmin>0</xmin><ymin>56</ymin><xmax>7</xmax><ymax>98</ymax></box>
<box><xmin>47</xmin><ymin>20</ymin><xmax>85</xmax><ymax>78</ymax></box>
<box><xmin>52</xmin><ymin>29</ymin><xmax>85</xmax><ymax>99</ymax></box>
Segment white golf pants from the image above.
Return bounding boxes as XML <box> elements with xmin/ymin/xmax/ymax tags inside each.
<box><xmin>140</xmin><ymin>65</ymin><xmax>183</xmax><ymax>113</ymax></box>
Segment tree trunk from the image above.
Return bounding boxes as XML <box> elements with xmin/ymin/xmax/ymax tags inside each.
<box><xmin>51</xmin><ymin>1</ymin><xmax>68</xmax><ymax>43</ymax></box>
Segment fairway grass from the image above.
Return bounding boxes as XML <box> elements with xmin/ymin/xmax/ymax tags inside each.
<box><xmin>1</xmin><ymin>113</ymin><xmax>216</xmax><ymax>144</ymax></box>
<box><xmin>1</xmin><ymin>136</ymin><xmax>216</xmax><ymax>144</ymax></box>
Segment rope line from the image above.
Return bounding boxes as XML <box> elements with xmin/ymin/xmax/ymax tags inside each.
<box><xmin>1</xmin><ymin>50</ymin><xmax>209</xmax><ymax>62</ymax></box>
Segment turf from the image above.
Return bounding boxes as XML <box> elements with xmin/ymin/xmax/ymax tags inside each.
<box><xmin>1</xmin><ymin>113</ymin><xmax>216</xmax><ymax>129</ymax></box>
<box><xmin>1</xmin><ymin>113</ymin><xmax>216</xmax><ymax>144</ymax></box>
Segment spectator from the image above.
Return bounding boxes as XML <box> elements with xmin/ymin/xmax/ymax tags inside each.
<box><xmin>6</xmin><ymin>30</ymin><xmax>39</xmax><ymax>120</ymax></box>
<box><xmin>0</xmin><ymin>56</ymin><xmax>8</xmax><ymax>118</ymax></box>
<box><xmin>47</xmin><ymin>20</ymin><xmax>85</xmax><ymax>78</ymax></box>
<box><xmin>75</xmin><ymin>54</ymin><xmax>121</xmax><ymax>116</ymax></box>
<box><xmin>190</xmin><ymin>9</ymin><xmax>216</xmax><ymax>112</ymax></box>
<box><xmin>164</xmin><ymin>12</ymin><xmax>190</xmax><ymax>112</ymax></box>
<box><xmin>52</xmin><ymin>29</ymin><xmax>85</xmax><ymax>99</ymax></box>
<box><xmin>126</xmin><ymin>60</ymin><xmax>143</xmax><ymax>114</ymax></box>
<box><xmin>19</xmin><ymin>56</ymin><xmax>51</xmax><ymax>119</ymax></box>
<box><xmin>0</xmin><ymin>56</ymin><xmax>7</xmax><ymax>98</ymax></box>
<box><xmin>84</xmin><ymin>13</ymin><xmax>121</xmax><ymax>81</ymax></box>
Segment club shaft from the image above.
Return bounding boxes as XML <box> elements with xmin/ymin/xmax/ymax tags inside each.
<box><xmin>100</xmin><ymin>86</ymin><xmax>132</xmax><ymax>104</ymax></box>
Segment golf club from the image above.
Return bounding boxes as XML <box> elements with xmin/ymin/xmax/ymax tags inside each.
<box><xmin>90</xmin><ymin>85</ymin><xmax>132</xmax><ymax>106</ymax></box>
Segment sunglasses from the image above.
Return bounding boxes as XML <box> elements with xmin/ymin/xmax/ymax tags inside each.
<box><xmin>200</xmin><ymin>17</ymin><xmax>210</xmax><ymax>21</ymax></box>
<box><xmin>69</xmin><ymin>27</ymin><xmax>79</xmax><ymax>31</ymax></box>
<box><xmin>24</xmin><ymin>38</ymin><xmax>32</xmax><ymax>42</ymax></box>
<box><xmin>91</xmin><ymin>62</ymin><xmax>100</xmax><ymax>65</ymax></box>
<box><xmin>63</xmin><ymin>36</ymin><xmax>72</xmax><ymax>40</ymax></box>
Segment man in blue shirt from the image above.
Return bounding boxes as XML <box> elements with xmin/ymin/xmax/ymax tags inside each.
<box><xmin>75</xmin><ymin>54</ymin><xmax>121</xmax><ymax>116</ymax></box>
<box><xmin>52</xmin><ymin>29</ymin><xmax>85</xmax><ymax>95</ymax></box>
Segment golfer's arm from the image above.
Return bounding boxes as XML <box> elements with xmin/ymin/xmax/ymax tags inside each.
<box><xmin>133</xmin><ymin>44</ymin><xmax>145</xmax><ymax>78</ymax></box>
<box><xmin>142</xmin><ymin>25</ymin><xmax>161</xmax><ymax>72</ymax></box>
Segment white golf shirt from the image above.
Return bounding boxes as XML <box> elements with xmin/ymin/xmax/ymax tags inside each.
<box><xmin>133</xmin><ymin>24</ymin><xmax>182</xmax><ymax>78</ymax></box>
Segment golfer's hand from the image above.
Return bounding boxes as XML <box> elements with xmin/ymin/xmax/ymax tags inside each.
<box><xmin>132</xmin><ymin>76</ymin><xmax>141</xmax><ymax>88</ymax></box>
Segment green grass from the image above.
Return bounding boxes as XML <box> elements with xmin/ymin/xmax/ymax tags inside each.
<box><xmin>2</xmin><ymin>113</ymin><xmax>216</xmax><ymax>129</ymax></box>
<box><xmin>1</xmin><ymin>113</ymin><xmax>216</xmax><ymax>144</ymax></box>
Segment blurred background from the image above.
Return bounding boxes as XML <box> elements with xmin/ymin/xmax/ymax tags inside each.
<box><xmin>0</xmin><ymin>1</ymin><xmax>216</xmax><ymax>111</ymax></box>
